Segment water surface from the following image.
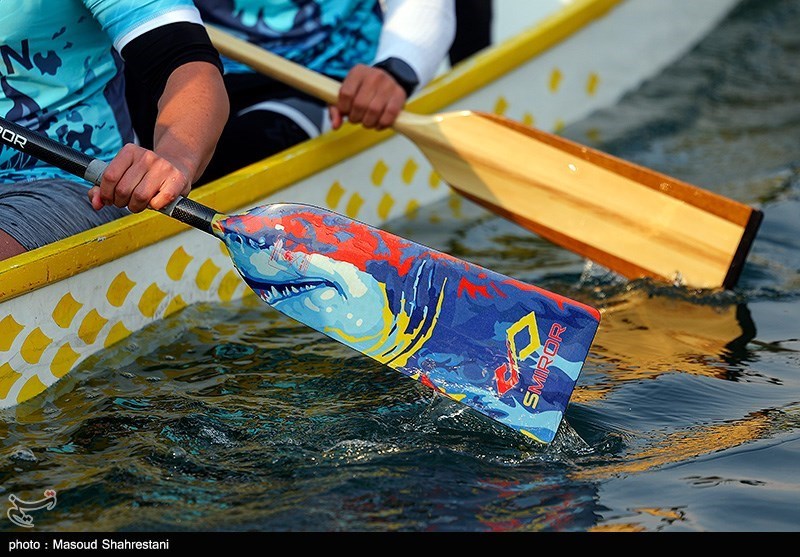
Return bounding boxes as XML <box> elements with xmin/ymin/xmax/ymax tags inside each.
<box><xmin>2</xmin><ymin>0</ymin><xmax>799</xmax><ymax>533</ymax></box>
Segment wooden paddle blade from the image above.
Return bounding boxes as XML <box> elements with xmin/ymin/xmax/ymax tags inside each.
<box><xmin>211</xmin><ymin>203</ymin><xmax>601</xmax><ymax>443</ymax></box>
<box><xmin>206</xmin><ymin>25</ymin><xmax>761</xmax><ymax>289</ymax></box>
<box><xmin>393</xmin><ymin>111</ymin><xmax>763</xmax><ymax>290</ymax></box>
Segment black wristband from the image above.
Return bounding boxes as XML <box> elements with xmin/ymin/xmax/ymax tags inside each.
<box><xmin>372</xmin><ymin>57</ymin><xmax>420</xmax><ymax>98</ymax></box>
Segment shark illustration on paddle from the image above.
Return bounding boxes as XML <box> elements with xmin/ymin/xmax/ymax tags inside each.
<box><xmin>213</xmin><ymin>203</ymin><xmax>601</xmax><ymax>442</ymax></box>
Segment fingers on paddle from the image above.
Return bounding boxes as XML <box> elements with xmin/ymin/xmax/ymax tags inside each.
<box><xmin>99</xmin><ymin>143</ymin><xmax>189</xmax><ymax>212</ymax></box>
<box><xmin>87</xmin><ymin>186</ymin><xmax>104</xmax><ymax>211</ymax></box>
<box><xmin>328</xmin><ymin>106</ymin><xmax>344</xmax><ymax>130</ymax></box>
<box><xmin>338</xmin><ymin>64</ymin><xmax>406</xmax><ymax>131</ymax></box>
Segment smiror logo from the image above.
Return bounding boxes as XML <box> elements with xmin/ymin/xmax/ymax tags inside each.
<box><xmin>494</xmin><ymin>311</ymin><xmax>567</xmax><ymax>408</ymax></box>
<box><xmin>0</xmin><ymin>125</ymin><xmax>28</xmax><ymax>149</ymax></box>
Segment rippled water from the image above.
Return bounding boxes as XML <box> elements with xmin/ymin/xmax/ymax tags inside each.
<box><xmin>2</xmin><ymin>0</ymin><xmax>799</xmax><ymax>532</ymax></box>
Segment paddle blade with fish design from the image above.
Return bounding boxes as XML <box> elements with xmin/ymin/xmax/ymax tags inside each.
<box><xmin>0</xmin><ymin>115</ymin><xmax>600</xmax><ymax>443</ymax></box>
<box><xmin>210</xmin><ymin>204</ymin><xmax>601</xmax><ymax>443</ymax></box>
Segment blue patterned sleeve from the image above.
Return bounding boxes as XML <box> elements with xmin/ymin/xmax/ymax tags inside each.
<box><xmin>83</xmin><ymin>0</ymin><xmax>204</xmax><ymax>51</ymax></box>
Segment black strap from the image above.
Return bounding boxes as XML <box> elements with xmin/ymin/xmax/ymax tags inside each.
<box><xmin>123</xmin><ymin>22</ymin><xmax>223</xmax><ymax>148</ymax></box>
<box><xmin>372</xmin><ymin>57</ymin><xmax>420</xmax><ymax>98</ymax></box>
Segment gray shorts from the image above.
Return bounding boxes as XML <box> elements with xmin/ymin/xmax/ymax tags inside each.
<box><xmin>0</xmin><ymin>179</ymin><xmax>130</xmax><ymax>251</ymax></box>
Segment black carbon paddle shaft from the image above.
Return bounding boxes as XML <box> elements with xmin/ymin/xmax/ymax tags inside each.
<box><xmin>0</xmin><ymin>115</ymin><xmax>218</xmax><ymax>235</ymax></box>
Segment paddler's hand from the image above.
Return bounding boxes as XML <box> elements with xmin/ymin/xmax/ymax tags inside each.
<box><xmin>87</xmin><ymin>143</ymin><xmax>191</xmax><ymax>213</ymax></box>
<box><xmin>329</xmin><ymin>64</ymin><xmax>408</xmax><ymax>131</ymax></box>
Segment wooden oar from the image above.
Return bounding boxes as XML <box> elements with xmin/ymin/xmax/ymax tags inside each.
<box><xmin>205</xmin><ymin>25</ymin><xmax>763</xmax><ymax>291</ymax></box>
<box><xmin>0</xmin><ymin>115</ymin><xmax>601</xmax><ymax>443</ymax></box>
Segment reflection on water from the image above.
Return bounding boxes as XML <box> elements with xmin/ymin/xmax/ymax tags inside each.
<box><xmin>2</xmin><ymin>0</ymin><xmax>800</xmax><ymax>532</ymax></box>
<box><xmin>577</xmin><ymin>289</ymin><xmax>757</xmax><ymax>404</ymax></box>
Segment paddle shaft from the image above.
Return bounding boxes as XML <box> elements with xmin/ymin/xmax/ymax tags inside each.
<box><xmin>205</xmin><ymin>25</ymin><xmax>425</xmax><ymax>132</ymax></box>
<box><xmin>0</xmin><ymin>116</ymin><xmax>217</xmax><ymax>234</ymax></box>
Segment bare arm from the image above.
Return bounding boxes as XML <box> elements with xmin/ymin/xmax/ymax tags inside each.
<box><xmin>89</xmin><ymin>61</ymin><xmax>229</xmax><ymax>212</ymax></box>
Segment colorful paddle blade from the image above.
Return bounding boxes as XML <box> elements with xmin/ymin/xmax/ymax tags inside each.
<box><xmin>211</xmin><ymin>203</ymin><xmax>601</xmax><ymax>443</ymax></box>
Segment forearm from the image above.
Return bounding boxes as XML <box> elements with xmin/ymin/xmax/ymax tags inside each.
<box><xmin>153</xmin><ymin>61</ymin><xmax>229</xmax><ymax>183</ymax></box>
<box><xmin>376</xmin><ymin>0</ymin><xmax>456</xmax><ymax>89</ymax></box>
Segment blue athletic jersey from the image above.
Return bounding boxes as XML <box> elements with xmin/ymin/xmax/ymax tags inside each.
<box><xmin>195</xmin><ymin>0</ymin><xmax>383</xmax><ymax>78</ymax></box>
<box><xmin>0</xmin><ymin>0</ymin><xmax>203</xmax><ymax>183</ymax></box>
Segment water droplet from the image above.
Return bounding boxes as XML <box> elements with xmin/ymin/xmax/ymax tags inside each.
<box><xmin>170</xmin><ymin>446</ymin><xmax>188</xmax><ymax>459</ymax></box>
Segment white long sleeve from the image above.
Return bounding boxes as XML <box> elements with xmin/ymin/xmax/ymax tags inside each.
<box><xmin>375</xmin><ymin>0</ymin><xmax>456</xmax><ymax>91</ymax></box>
